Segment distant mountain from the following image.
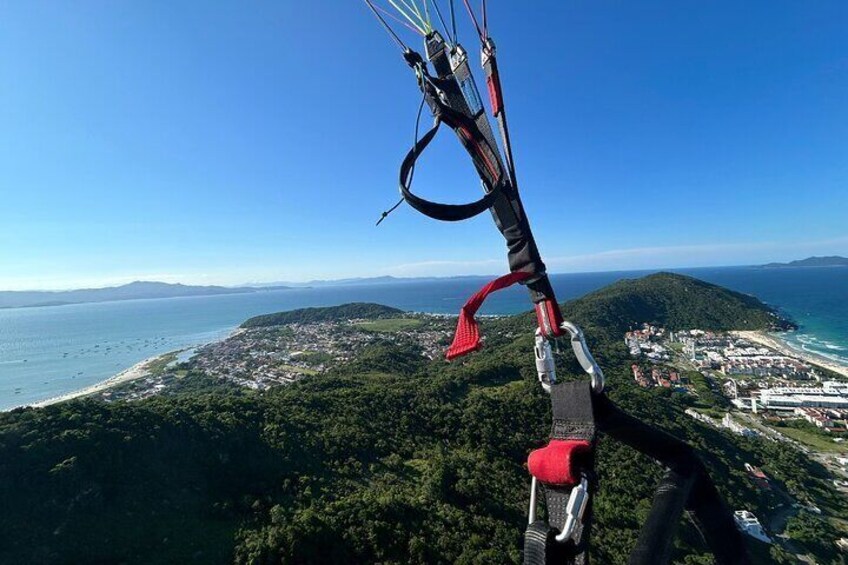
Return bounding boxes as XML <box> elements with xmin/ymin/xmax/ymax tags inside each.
<box><xmin>250</xmin><ymin>275</ymin><xmax>492</xmax><ymax>288</ymax></box>
<box><xmin>0</xmin><ymin>281</ymin><xmax>290</xmax><ymax>309</ymax></box>
<box><xmin>762</xmin><ymin>256</ymin><xmax>848</xmax><ymax>268</ymax></box>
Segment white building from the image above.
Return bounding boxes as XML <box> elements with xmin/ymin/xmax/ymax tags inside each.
<box><xmin>734</xmin><ymin>510</ymin><xmax>772</xmax><ymax>544</ymax></box>
<box><xmin>722</xmin><ymin>414</ymin><xmax>758</xmax><ymax>437</ymax></box>
<box><xmin>756</xmin><ymin>382</ymin><xmax>848</xmax><ymax>411</ymax></box>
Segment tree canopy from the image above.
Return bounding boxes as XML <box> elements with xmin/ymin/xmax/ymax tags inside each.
<box><xmin>1</xmin><ymin>274</ymin><xmax>836</xmax><ymax>564</ymax></box>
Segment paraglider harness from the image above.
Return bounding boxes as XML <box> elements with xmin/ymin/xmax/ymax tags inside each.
<box><xmin>365</xmin><ymin>2</ymin><xmax>750</xmax><ymax>563</ymax></box>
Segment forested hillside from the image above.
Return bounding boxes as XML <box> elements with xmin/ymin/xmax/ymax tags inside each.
<box><xmin>0</xmin><ymin>274</ymin><xmax>841</xmax><ymax>564</ymax></box>
<box><xmin>562</xmin><ymin>272</ymin><xmax>793</xmax><ymax>335</ymax></box>
<box><xmin>241</xmin><ymin>302</ymin><xmax>403</xmax><ymax>328</ymax></box>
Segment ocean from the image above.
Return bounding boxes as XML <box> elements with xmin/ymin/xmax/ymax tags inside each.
<box><xmin>1</xmin><ymin>266</ymin><xmax>846</xmax><ymax>410</ymax></box>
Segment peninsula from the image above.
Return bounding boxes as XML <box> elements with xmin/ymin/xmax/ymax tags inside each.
<box><xmin>763</xmin><ymin>256</ymin><xmax>848</xmax><ymax>268</ymax></box>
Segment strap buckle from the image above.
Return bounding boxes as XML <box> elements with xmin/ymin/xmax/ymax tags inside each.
<box><xmin>534</xmin><ymin>323</ymin><xmax>605</xmax><ymax>394</ymax></box>
<box><xmin>528</xmin><ymin>475</ymin><xmax>590</xmax><ymax>543</ymax></box>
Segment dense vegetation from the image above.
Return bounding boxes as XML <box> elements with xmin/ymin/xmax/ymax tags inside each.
<box><xmin>557</xmin><ymin>272</ymin><xmax>794</xmax><ymax>334</ymax></box>
<box><xmin>241</xmin><ymin>303</ymin><xmax>403</xmax><ymax>328</ymax></box>
<box><xmin>0</xmin><ymin>274</ymin><xmax>840</xmax><ymax>564</ymax></box>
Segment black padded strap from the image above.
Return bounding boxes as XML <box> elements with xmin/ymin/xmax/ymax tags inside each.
<box><xmin>398</xmin><ymin>119</ymin><xmax>504</xmax><ymax>222</ymax></box>
<box><xmin>594</xmin><ymin>395</ymin><xmax>751</xmax><ymax>565</ymax></box>
<box><xmin>629</xmin><ymin>469</ymin><xmax>694</xmax><ymax>565</ymax></box>
<box><xmin>524</xmin><ymin>521</ymin><xmax>555</xmax><ymax>565</ymax></box>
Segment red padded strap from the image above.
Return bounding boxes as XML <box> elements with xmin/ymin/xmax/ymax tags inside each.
<box><xmin>528</xmin><ymin>439</ymin><xmax>592</xmax><ymax>486</ymax></box>
<box><xmin>445</xmin><ymin>270</ymin><xmax>532</xmax><ymax>360</ymax></box>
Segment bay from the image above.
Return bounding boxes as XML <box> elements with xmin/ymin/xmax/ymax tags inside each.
<box><xmin>1</xmin><ymin>266</ymin><xmax>846</xmax><ymax>410</ymax></box>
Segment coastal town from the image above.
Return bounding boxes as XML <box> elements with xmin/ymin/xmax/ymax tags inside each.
<box><xmin>626</xmin><ymin>324</ymin><xmax>848</xmax><ymax>419</ymax></box>
<box><xmin>189</xmin><ymin>318</ymin><xmax>450</xmax><ymax>389</ymax></box>
<box><xmin>91</xmin><ymin>314</ymin><xmax>454</xmax><ymax>402</ymax></box>
<box><xmin>626</xmin><ymin>322</ymin><xmax>848</xmax><ymax>553</ymax></box>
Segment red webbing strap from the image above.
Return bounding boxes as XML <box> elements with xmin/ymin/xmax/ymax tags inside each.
<box><xmin>486</xmin><ymin>74</ymin><xmax>503</xmax><ymax>116</ymax></box>
<box><xmin>534</xmin><ymin>297</ymin><xmax>565</xmax><ymax>339</ymax></box>
<box><xmin>446</xmin><ymin>270</ymin><xmax>532</xmax><ymax>360</ymax></box>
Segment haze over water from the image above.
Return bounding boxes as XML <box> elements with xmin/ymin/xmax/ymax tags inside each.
<box><xmin>1</xmin><ymin>266</ymin><xmax>846</xmax><ymax>410</ymax></box>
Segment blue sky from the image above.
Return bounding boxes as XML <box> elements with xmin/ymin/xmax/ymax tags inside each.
<box><xmin>1</xmin><ymin>1</ymin><xmax>846</xmax><ymax>290</ymax></box>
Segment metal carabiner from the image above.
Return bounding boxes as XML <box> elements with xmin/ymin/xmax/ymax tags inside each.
<box><xmin>528</xmin><ymin>475</ymin><xmax>591</xmax><ymax>543</ymax></box>
<box><xmin>533</xmin><ymin>322</ymin><xmax>605</xmax><ymax>394</ymax></box>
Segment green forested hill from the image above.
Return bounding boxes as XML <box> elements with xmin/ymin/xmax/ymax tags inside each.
<box><xmin>563</xmin><ymin>272</ymin><xmax>792</xmax><ymax>335</ymax></box>
<box><xmin>241</xmin><ymin>302</ymin><xmax>403</xmax><ymax>328</ymax></box>
<box><xmin>0</xmin><ymin>275</ymin><xmax>839</xmax><ymax>564</ymax></box>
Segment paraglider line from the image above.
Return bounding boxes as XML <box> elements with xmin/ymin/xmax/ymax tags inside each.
<box><xmin>450</xmin><ymin>0</ymin><xmax>457</xmax><ymax>45</ymax></box>
<box><xmin>388</xmin><ymin>0</ymin><xmax>428</xmax><ymax>35</ymax></box>
<box><xmin>392</xmin><ymin>0</ymin><xmax>428</xmax><ymax>33</ymax></box>
<box><xmin>364</xmin><ymin>0</ymin><xmax>410</xmax><ymax>50</ymax></box>
<box><xmin>377</xmin><ymin>93</ymin><xmax>427</xmax><ymax>226</ymax></box>
<box><xmin>431</xmin><ymin>0</ymin><xmax>454</xmax><ymax>45</ymax></box>
<box><xmin>461</xmin><ymin>0</ymin><xmax>483</xmax><ymax>41</ymax></box>
<box><xmin>373</xmin><ymin>2</ymin><xmax>425</xmax><ymax>36</ymax></box>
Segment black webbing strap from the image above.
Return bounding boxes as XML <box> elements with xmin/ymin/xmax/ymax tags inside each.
<box><xmin>593</xmin><ymin>395</ymin><xmax>751</xmax><ymax>565</ymax></box>
<box><xmin>482</xmin><ymin>42</ymin><xmax>518</xmax><ymax>188</ymax></box>
<box><xmin>525</xmin><ymin>520</ymin><xmax>588</xmax><ymax>565</ymax></box>
<box><xmin>401</xmin><ymin>37</ymin><xmax>560</xmax><ymax>312</ymax></box>
<box><xmin>398</xmin><ymin>119</ymin><xmax>504</xmax><ymax>222</ymax></box>
<box><xmin>524</xmin><ymin>382</ymin><xmax>596</xmax><ymax>565</ymax></box>
<box><xmin>550</xmin><ymin>381</ymin><xmax>596</xmax><ymax>441</ymax></box>
<box><xmin>526</xmin><ymin>389</ymin><xmax>750</xmax><ymax>564</ymax></box>
<box><xmin>630</xmin><ymin>469</ymin><xmax>694</xmax><ymax>564</ymax></box>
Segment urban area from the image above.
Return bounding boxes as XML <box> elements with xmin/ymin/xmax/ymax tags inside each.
<box><xmin>95</xmin><ymin>315</ymin><xmax>452</xmax><ymax>402</ymax></box>
<box><xmin>626</xmin><ymin>324</ymin><xmax>848</xmax><ymax>552</ymax></box>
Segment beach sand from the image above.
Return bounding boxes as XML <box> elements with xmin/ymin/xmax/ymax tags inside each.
<box><xmin>24</xmin><ymin>355</ymin><xmax>162</xmax><ymax>409</ymax></box>
<box><xmin>732</xmin><ymin>330</ymin><xmax>848</xmax><ymax>379</ymax></box>
<box><xmin>17</xmin><ymin>328</ymin><xmax>244</xmax><ymax>410</ymax></box>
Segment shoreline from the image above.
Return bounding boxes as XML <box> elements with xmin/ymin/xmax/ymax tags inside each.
<box><xmin>5</xmin><ymin>310</ymin><xmax>846</xmax><ymax>411</ymax></box>
<box><xmin>9</xmin><ymin>327</ymin><xmax>246</xmax><ymax>411</ymax></box>
<box><xmin>20</xmin><ymin>354</ymin><xmax>164</xmax><ymax>409</ymax></box>
<box><xmin>732</xmin><ymin>330</ymin><xmax>848</xmax><ymax>379</ymax></box>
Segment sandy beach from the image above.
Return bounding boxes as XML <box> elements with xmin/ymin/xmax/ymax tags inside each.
<box><xmin>23</xmin><ymin>355</ymin><xmax>162</xmax><ymax>409</ymax></box>
<box><xmin>733</xmin><ymin>330</ymin><xmax>848</xmax><ymax>379</ymax></box>
<box><xmin>8</xmin><ymin>328</ymin><xmax>244</xmax><ymax>411</ymax></box>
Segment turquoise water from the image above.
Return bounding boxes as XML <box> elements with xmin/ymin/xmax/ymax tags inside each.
<box><xmin>1</xmin><ymin>266</ymin><xmax>846</xmax><ymax>410</ymax></box>
<box><xmin>687</xmin><ymin>266</ymin><xmax>848</xmax><ymax>366</ymax></box>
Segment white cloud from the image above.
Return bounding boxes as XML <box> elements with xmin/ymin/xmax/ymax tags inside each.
<box><xmin>2</xmin><ymin>236</ymin><xmax>845</xmax><ymax>291</ymax></box>
<box><xmin>381</xmin><ymin>236</ymin><xmax>848</xmax><ymax>277</ymax></box>
<box><xmin>381</xmin><ymin>258</ymin><xmax>504</xmax><ymax>277</ymax></box>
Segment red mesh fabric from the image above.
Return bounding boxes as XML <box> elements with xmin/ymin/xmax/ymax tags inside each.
<box><xmin>527</xmin><ymin>439</ymin><xmax>592</xmax><ymax>486</ymax></box>
<box><xmin>445</xmin><ymin>271</ymin><xmax>532</xmax><ymax>360</ymax></box>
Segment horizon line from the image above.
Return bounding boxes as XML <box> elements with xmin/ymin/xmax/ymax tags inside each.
<box><xmin>0</xmin><ymin>261</ymin><xmax>785</xmax><ymax>293</ymax></box>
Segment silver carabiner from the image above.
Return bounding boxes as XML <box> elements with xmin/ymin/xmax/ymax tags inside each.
<box><xmin>528</xmin><ymin>475</ymin><xmax>591</xmax><ymax>543</ymax></box>
<box><xmin>533</xmin><ymin>322</ymin><xmax>605</xmax><ymax>394</ymax></box>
